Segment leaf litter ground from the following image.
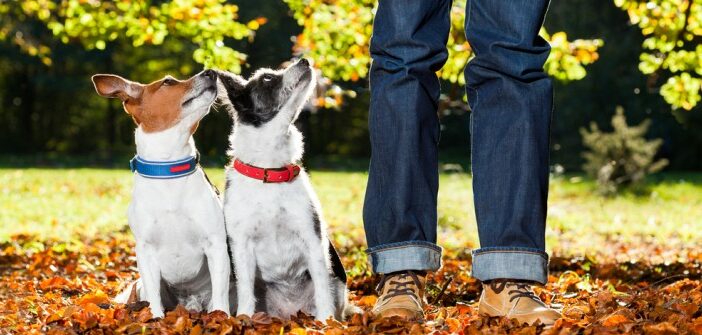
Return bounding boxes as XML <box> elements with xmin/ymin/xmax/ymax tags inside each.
<box><xmin>2</xmin><ymin>234</ymin><xmax>702</xmax><ymax>335</ymax></box>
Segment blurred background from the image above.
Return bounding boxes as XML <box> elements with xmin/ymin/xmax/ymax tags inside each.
<box><xmin>0</xmin><ymin>0</ymin><xmax>700</xmax><ymax>250</ymax></box>
<box><xmin>2</xmin><ymin>0</ymin><xmax>701</xmax><ymax>169</ymax></box>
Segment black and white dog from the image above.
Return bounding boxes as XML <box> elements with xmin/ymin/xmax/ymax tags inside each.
<box><xmin>217</xmin><ymin>59</ymin><xmax>358</xmax><ymax>320</ymax></box>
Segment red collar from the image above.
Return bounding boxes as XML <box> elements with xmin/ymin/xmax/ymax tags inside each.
<box><xmin>233</xmin><ymin>159</ymin><xmax>301</xmax><ymax>183</ymax></box>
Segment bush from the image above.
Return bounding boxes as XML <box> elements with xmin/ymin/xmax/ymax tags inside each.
<box><xmin>580</xmin><ymin>107</ymin><xmax>668</xmax><ymax>195</ymax></box>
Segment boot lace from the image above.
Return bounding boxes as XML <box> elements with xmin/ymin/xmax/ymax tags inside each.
<box><xmin>377</xmin><ymin>271</ymin><xmax>422</xmax><ymax>300</ymax></box>
<box><xmin>489</xmin><ymin>280</ymin><xmax>545</xmax><ymax>304</ymax></box>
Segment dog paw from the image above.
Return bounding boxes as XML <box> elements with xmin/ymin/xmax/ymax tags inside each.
<box><xmin>210</xmin><ymin>306</ymin><xmax>231</xmax><ymax>316</ymax></box>
<box><xmin>315</xmin><ymin>309</ymin><xmax>335</xmax><ymax>321</ymax></box>
<box><xmin>343</xmin><ymin>304</ymin><xmax>363</xmax><ymax>318</ymax></box>
<box><xmin>236</xmin><ymin>307</ymin><xmax>255</xmax><ymax>317</ymax></box>
<box><xmin>150</xmin><ymin>308</ymin><xmax>165</xmax><ymax>319</ymax></box>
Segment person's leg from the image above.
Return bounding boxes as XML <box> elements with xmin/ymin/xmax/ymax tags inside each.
<box><xmin>465</xmin><ymin>0</ymin><xmax>552</xmax><ymax>285</ymax></box>
<box><xmin>364</xmin><ymin>0</ymin><xmax>451</xmax><ymax>275</ymax></box>
<box><xmin>464</xmin><ymin>0</ymin><xmax>560</xmax><ymax>326</ymax></box>
<box><xmin>363</xmin><ymin>0</ymin><xmax>451</xmax><ymax>320</ymax></box>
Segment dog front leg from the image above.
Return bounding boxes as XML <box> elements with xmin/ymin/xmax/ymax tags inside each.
<box><xmin>206</xmin><ymin>240</ymin><xmax>231</xmax><ymax>315</ymax></box>
<box><xmin>135</xmin><ymin>243</ymin><xmax>164</xmax><ymax>318</ymax></box>
<box><xmin>233</xmin><ymin>239</ymin><xmax>257</xmax><ymax>316</ymax></box>
<box><xmin>306</xmin><ymin>239</ymin><xmax>336</xmax><ymax>320</ymax></box>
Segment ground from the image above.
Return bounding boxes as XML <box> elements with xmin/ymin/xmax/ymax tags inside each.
<box><xmin>1</xmin><ymin>168</ymin><xmax>702</xmax><ymax>334</ymax></box>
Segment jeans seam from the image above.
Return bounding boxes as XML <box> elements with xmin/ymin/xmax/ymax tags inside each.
<box><xmin>474</xmin><ymin>247</ymin><xmax>545</xmax><ymax>251</ymax></box>
<box><xmin>366</xmin><ymin>241</ymin><xmax>442</xmax><ymax>254</ymax></box>
<box><xmin>466</xmin><ymin>0</ymin><xmax>473</xmax><ymax>33</ymax></box>
<box><xmin>475</xmin><ymin>250</ymin><xmax>547</xmax><ymax>256</ymax></box>
<box><xmin>473</xmin><ymin>247</ymin><xmax>547</xmax><ymax>252</ymax></box>
<box><xmin>473</xmin><ymin>249</ymin><xmax>548</xmax><ymax>260</ymax></box>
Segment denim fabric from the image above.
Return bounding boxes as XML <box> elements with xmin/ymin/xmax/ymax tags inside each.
<box><xmin>366</xmin><ymin>241</ymin><xmax>442</xmax><ymax>274</ymax></box>
<box><xmin>363</xmin><ymin>0</ymin><xmax>552</xmax><ymax>282</ymax></box>
<box><xmin>471</xmin><ymin>247</ymin><xmax>549</xmax><ymax>284</ymax></box>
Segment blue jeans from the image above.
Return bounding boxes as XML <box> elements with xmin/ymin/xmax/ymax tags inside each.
<box><xmin>363</xmin><ymin>0</ymin><xmax>553</xmax><ymax>284</ymax></box>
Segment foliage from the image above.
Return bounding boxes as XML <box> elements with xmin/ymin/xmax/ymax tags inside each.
<box><xmin>284</xmin><ymin>0</ymin><xmax>603</xmax><ymax>86</ymax></box>
<box><xmin>3</xmin><ymin>235</ymin><xmax>702</xmax><ymax>334</ymax></box>
<box><xmin>580</xmin><ymin>107</ymin><xmax>669</xmax><ymax>195</ymax></box>
<box><xmin>542</xmin><ymin>29</ymin><xmax>604</xmax><ymax>83</ymax></box>
<box><xmin>2</xmin><ymin>167</ymin><xmax>702</xmax><ymax>332</ymax></box>
<box><xmin>285</xmin><ymin>0</ymin><xmax>373</xmax><ymax>82</ymax></box>
<box><xmin>615</xmin><ymin>0</ymin><xmax>702</xmax><ymax>110</ymax></box>
<box><xmin>0</xmin><ymin>0</ymin><xmax>264</xmax><ymax>72</ymax></box>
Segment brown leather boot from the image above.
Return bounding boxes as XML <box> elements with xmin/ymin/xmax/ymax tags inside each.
<box><xmin>478</xmin><ymin>280</ymin><xmax>561</xmax><ymax>327</ymax></box>
<box><xmin>372</xmin><ymin>271</ymin><xmax>426</xmax><ymax>320</ymax></box>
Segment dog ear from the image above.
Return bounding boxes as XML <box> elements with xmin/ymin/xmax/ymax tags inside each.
<box><xmin>91</xmin><ymin>74</ymin><xmax>143</xmax><ymax>102</ymax></box>
<box><xmin>217</xmin><ymin>71</ymin><xmax>247</xmax><ymax>97</ymax></box>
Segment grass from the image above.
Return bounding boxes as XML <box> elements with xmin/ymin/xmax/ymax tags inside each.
<box><xmin>1</xmin><ymin>168</ymin><xmax>701</xmax><ymax>255</ymax></box>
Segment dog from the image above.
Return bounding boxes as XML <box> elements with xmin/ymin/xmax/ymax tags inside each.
<box><xmin>92</xmin><ymin>70</ymin><xmax>235</xmax><ymax>318</ymax></box>
<box><xmin>218</xmin><ymin>59</ymin><xmax>358</xmax><ymax>321</ymax></box>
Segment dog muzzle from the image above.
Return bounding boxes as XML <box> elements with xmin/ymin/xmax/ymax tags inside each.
<box><xmin>232</xmin><ymin>159</ymin><xmax>300</xmax><ymax>183</ymax></box>
<box><xmin>130</xmin><ymin>155</ymin><xmax>198</xmax><ymax>179</ymax></box>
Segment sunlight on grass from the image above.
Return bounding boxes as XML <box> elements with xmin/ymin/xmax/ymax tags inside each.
<box><xmin>1</xmin><ymin>169</ymin><xmax>701</xmax><ymax>255</ymax></box>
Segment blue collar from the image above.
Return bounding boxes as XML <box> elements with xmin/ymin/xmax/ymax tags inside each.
<box><xmin>129</xmin><ymin>155</ymin><xmax>199</xmax><ymax>179</ymax></box>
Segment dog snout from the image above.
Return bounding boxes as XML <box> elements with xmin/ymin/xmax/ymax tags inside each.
<box><xmin>202</xmin><ymin>69</ymin><xmax>217</xmax><ymax>81</ymax></box>
<box><xmin>297</xmin><ymin>58</ymin><xmax>310</xmax><ymax>67</ymax></box>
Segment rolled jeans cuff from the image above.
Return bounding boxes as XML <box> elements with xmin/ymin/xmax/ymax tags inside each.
<box><xmin>471</xmin><ymin>247</ymin><xmax>549</xmax><ymax>284</ymax></box>
<box><xmin>366</xmin><ymin>241</ymin><xmax>442</xmax><ymax>274</ymax></box>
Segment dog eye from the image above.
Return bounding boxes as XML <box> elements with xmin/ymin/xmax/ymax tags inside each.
<box><xmin>163</xmin><ymin>78</ymin><xmax>177</xmax><ymax>86</ymax></box>
<box><xmin>262</xmin><ymin>74</ymin><xmax>274</xmax><ymax>82</ymax></box>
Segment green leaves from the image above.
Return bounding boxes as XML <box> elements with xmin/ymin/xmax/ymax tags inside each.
<box><xmin>284</xmin><ymin>0</ymin><xmax>374</xmax><ymax>82</ymax></box>
<box><xmin>0</xmin><ymin>0</ymin><xmax>263</xmax><ymax>72</ymax></box>
<box><xmin>544</xmin><ymin>30</ymin><xmax>604</xmax><ymax>83</ymax></box>
<box><xmin>615</xmin><ymin>0</ymin><xmax>702</xmax><ymax>111</ymax></box>
<box><xmin>661</xmin><ymin>73</ymin><xmax>702</xmax><ymax>110</ymax></box>
<box><xmin>285</xmin><ymin>0</ymin><xmax>602</xmax><ymax>86</ymax></box>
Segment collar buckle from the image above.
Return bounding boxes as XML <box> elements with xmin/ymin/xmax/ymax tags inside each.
<box><xmin>262</xmin><ymin>169</ymin><xmax>271</xmax><ymax>183</ymax></box>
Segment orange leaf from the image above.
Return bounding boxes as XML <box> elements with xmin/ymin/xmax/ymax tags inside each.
<box><xmin>356</xmin><ymin>295</ymin><xmax>377</xmax><ymax>307</ymax></box>
<box><xmin>324</xmin><ymin>328</ymin><xmax>345</xmax><ymax>335</ymax></box>
<box><xmin>39</xmin><ymin>276</ymin><xmax>72</xmax><ymax>291</ymax></box>
<box><xmin>137</xmin><ymin>307</ymin><xmax>153</xmax><ymax>322</ymax></box>
<box><xmin>289</xmin><ymin>327</ymin><xmax>307</xmax><ymax>335</ymax></box>
<box><xmin>446</xmin><ymin>317</ymin><xmax>461</xmax><ymax>333</ymax></box>
<box><xmin>643</xmin><ymin>322</ymin><xmax>678</xmax><ymax>335</ymax></box>
<box><xmin>76</xmin><ymin>290</ymin><xmax>109</xmax><ymax>306</ymax></box>
<box><xmin>190</xmin><ymin>325</ymin><xmax>203</xmax><ymax>335</ymax></box>
<box><xmin>602</xmin><ymin>314</ymin><xmax>630</xmax><ymax>327</ymax></box>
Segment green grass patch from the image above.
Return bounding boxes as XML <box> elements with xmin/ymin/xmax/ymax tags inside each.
<box><xmin>1</xmin><ymin>169</ymin><xmax>701</xmax><ymax>254</ymax></box>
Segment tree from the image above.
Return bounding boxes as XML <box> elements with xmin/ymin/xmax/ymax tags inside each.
<box><xmin>614</xmin><ymin>0</ymin><xmax>702</xmax><ymax>111</ymax></box>
<box><xmin>0</xmin><ymin>0</ymin><xmax>264</xmax><ymax>73</ymax></box>
<box><xmin>580</xmin><ymin>107</ymin><xmax>668</xmax><ymax>195</ymax></box>
<box><xmin>0</xmin><ymin>0</ymin><xmax>267</xmax><ymax>157</ymax></box>
<box><xmin>285</xmin><ymin>0</ymin><xmax>603</xmax><ymax>93</ymax></box>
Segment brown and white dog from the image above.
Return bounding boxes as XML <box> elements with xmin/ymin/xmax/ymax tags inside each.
<box><xmin>92</xmin><ymin>70</ymin><xmax>234</xmax><ymax>317</ymax></box>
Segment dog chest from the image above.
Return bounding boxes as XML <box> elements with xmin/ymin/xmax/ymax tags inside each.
<box><xmin>254</xmin><ymin>230</ymin><xmax>309</xmax><ymax>278</ymax></box>
<box><xmin>159</xmin><ymin>249</ymin><xmax>210</xmax><ymax>287</ymax></box>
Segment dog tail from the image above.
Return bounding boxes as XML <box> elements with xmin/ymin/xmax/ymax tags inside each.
<box><xmin>114</xmin><ymin>279</ymin><xmax>141</xmax><ymax>304</ymax></box>
<box><xmin>342</xmin><ymin>301</ymin><xmax>363</xmax><ymax>320</ymax></box>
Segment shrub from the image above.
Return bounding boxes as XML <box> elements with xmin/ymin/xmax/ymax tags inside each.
<box><xmin>580</xmin><ymin>107</ymin><xmax>668</xmax><ymax>195</ymax></box>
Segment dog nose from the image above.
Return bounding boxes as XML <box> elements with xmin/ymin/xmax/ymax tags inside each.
<box><xmin>298</xmin><ymin>58</ymin><xmax>309</xmax><ymax>66</ymax></box>
<box><xmin>202</xmin><ymin>69</ymin><xmax>216</xmax><ymax>80</ymax></box>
